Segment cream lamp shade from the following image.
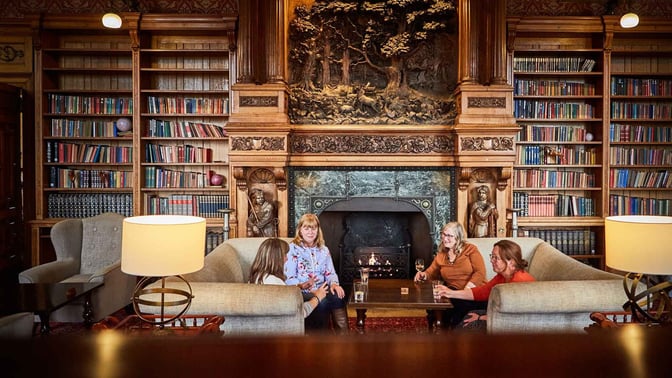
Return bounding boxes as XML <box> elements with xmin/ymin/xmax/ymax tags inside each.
<box><xmin>121</xmin><ymin>215</ymin><xmax>206</xmax><ymax>277</ymax></box>
<box><xmin>619</xmin><ymin>12</ymin><xmax>639</xmax><ymax>29</ymax></box>
<box><xmin>102</xmin><ymin>13</ymin><xmax>123</xmax><ymax>29</ymax></box>
<box><xmin>605</xmin><ymin>215</ymin><xmax>672</xmax><ymax>275</ymax></box>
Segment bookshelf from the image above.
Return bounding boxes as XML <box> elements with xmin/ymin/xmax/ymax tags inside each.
<box><xmin>508</xmin><ymin>17</ymin><xmax>607</xmax><ymax>267</ymax></box>
<box><xmin>605</xmin><ymin>17</ymin><xmax>672</xmax><ymax>217</ymax></box>
<box><xmin>31</xmin><ymin>14</ymin><xmax>235</xmax><ymax>264</ymax></box>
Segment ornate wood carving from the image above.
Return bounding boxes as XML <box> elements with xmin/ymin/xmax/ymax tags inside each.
<box><xmin>461</xmin><ymin>136</ymin><xmax>514</xmax><ymax>152</ymax></box>
<box><xmin>0</xmin><ymin>45</ymin><xmax>24</xmax><ymax>63</ymax></box>
<box><xmin>230</xmin><ymin>136</ymin><xmax>285</xmax><ymax>151</ymax></box>
<box><xmin>498</xmin><ymin>167</ymin><xmax>512</xmax><ymax>192</ymax></box>
<box><xmin>467</xmin><ymin>96</ymin><xmax>506</xmax><ymax>108</ymax></box>
<box><xmin>458</xmin><ymin>167</ymin><xmax>473</xmax><ymax>191</ymax></box>
<box><xmin>291</xmin><ymin>135</ymin><xmax>454</xmax><ymax>154</ymax></box>
<box><xmin>239</xmin><ymin>96</ymin><xmax>279</xmax><ymax>107</ymax></box>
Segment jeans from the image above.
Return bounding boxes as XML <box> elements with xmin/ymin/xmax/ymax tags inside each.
<box><xmin>302</xmin><ymin>291</ymin><xmax>346</xmax><ymax>330</ymax></box>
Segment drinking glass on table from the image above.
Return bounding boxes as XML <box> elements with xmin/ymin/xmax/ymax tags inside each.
<box><xmin>360</xmin><ymin>267</ymin><xmax>370</xmax><ymax>285</ymax></box>
<box><xmin>414</xmin><ymin>258</ymin><xmax>425</xmax><ymax>281</ymax></box>
<box><xmin>432</xmin><ymin>280</ymin><xmax>443</xmax><ymax>301</ymax></box>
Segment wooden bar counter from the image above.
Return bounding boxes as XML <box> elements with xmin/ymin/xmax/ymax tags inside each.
<box><xmin>1</xmin><ymin>325</ymin><xmax>670</xmax><ymax>377</ymax></box>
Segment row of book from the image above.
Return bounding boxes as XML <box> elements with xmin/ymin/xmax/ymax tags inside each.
<box><xmin>146</xmin><ymin>96</ymin><xmax>229</xmax><ymax>114</ymax></box>
<box><xmin>610</xmin><ymin>101</ymin><xmax>672</xmax><ymax>120</ymax></box>
<box><xmin>50</xmin><ymin>118</ymin><xmax>129</xmax><ymax>138</ymax></box>
<box><xmin>517</xmin><ymin>124</ymin><xmax>591</xmax><ymax>142</ymax></box>
<box><xmin>49</xmin><ymin>167</ymin><xmax>133</xmax><ymax>188</ymax></box>
<box><xmin>514</xmin><ymin>168</ymin><xmax>595</xmax><ymax>188</ymax></box>
<box><xmin>145</xmin><ymin>119</ymin><xmax>227</xmax><ymax>138</ymax></box>
<box><xmin>611</xmin><ymin>77</ymin><xmax>672</xmax><ymax>96</ymax></box>
<box><xmin>205</xmin><ymin>230</ymin><xmax>226</xmax><ymax>254</ymax></box>
<box><xmin>513</xmin><ymin>192</ymin><xmax>596</xmax><ymax>217</ymax></box>
<box><xmin>513</xmin><ymin>57</ymin><xmax>597</xmax><ymax>72</ymax></box>
<box><xmin>609</xmin><ymin>123</ymin><xmax>672</xmax><ymax>143</ymax></box>
<box><xmin>514</xmin><ymin>100</ymin><xmax>595</xmax><ymax>119</ymax></box>
<box><xmin>609</xmin><ymin>168</ymin><xmax>672</xmax><ymax>189</ymax></box>
<box><xmin>145</xmin><ymin>194</ymin><xmax>229</xmax><ymax>218</ymax></box>
<box><xmin>145</xmin><ymin>143</ymin><xmax>214</xmax><ymax>164</ymax></box>
<box><xmin>609</xmin><ymin>146</ymin><xmax>672</xmax><ymax>166</ymax></box>
<box><xmin>519</xmin><ymin>228</ymin><xmax>596</xmax><ymax>255</ymax></box>
<box><xmin>47</xmin><ymin>193</ymin><xmax>133</xmax><ymax>218</ymax></box>
<box><xmin>609</xmin><ymin>195</ymin><xmax>671</xmax><ymax>216</ymax></box>
<box><xmin>516</xmin><ymin>145</ymin><xmax>598</xmax><ymax>165</ymax></box>
<box><xmin>143</xmin><ymin>167</ymin><xmax>210</xmax><ymax>188</ymax></box>
<box><xmin>47</xmin><ymin>94</ymin><xmax>133</xmax><ymax>115</ymax></box>
<box><xmin>45</xmin><ymin>141</ymin><xmax>133</xmax><ymax>164</ymax></box>
<box><xmin>514</xmin><ymin>79</ymin><xmax>596</xmax><ymax>96</ymax></box>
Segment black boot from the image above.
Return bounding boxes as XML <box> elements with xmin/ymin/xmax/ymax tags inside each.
<box><xmin>331</xmin><ymin>307</ymin><xmax>349</xmax><ymax>334</ymax></box>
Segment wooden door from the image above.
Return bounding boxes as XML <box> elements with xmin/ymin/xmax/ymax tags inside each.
<box><xmin>0</xmin><ymin>83</ymin><xmax>23</xmax><ymax>279</ymax></box>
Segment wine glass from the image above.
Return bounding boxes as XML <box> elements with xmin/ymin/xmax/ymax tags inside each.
<box><xmin>414</xmin><ymin>258</ymin><xmax>425</xmax><ymax>281</ymax></box>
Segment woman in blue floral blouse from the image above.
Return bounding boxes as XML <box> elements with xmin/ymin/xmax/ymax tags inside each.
<box><xmin>285</xmin><ymin>213</ymin><xmax>348</xmax><ymax>333</ymax></box>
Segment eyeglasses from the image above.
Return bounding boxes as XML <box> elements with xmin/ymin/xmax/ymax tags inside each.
<box><xmin>489</xmin><ymin>254</ymin><xmax>502</xmax><ymax>262</ymax></box>
<box><xmin>441</xmin><ymin>232</ymin><xmax>457</xmax><ymax>239</ymax></box>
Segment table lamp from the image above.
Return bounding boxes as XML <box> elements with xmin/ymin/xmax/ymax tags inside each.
<box><xmin>605</xmin><ymin>215</ymin><xmax>672</xmax><ymax>324</ymax></box>
<box><xmin>121</xmin><ymin>215</ymin><xmax>206</xmax><ymax>326</ymax></box>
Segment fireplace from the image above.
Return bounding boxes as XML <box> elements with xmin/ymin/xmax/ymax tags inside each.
<box><xmin>288</xmin><ymin>167</ymin><xmax>456</xmax><ymax>281</ymax></box>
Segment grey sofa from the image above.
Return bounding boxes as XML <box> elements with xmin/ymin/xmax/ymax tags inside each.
<box><xmin>142</xmin><ymin>237</ymin><xmax>304</xmax><ymax>336</ymax></box>
<box><xmin>18</xmin><ymin>213</ymin><xmax>136</xmax><ymax>323</ymax></box>
<box><xmin>468</xmin><ymin>237</ymin><xmax>631</xmax><ymax>333</ymax></box>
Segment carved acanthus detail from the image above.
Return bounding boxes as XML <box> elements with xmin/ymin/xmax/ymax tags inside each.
<box><xmin>231</xmin><ymin>136</ymin><xmax>285</xmax><ymax>151</ymax></box>
<box><xmin>292</xmin><ymin>135</ymin><xmax>454</xmax><ymax>154</ymax></box>
<box><xmin>461</xmin><ymin>136</ymin><xmax>513</xmax><ymax>152</ymax></box>
<box><xmin>0</xmin><ymin>45</ymin><xmax>24</xmax><ymax>63</ymax></box>
<box><xmin>240</xmin><ymin>96</ymin><xmax>279</xmax><ymax>107</ymax></box>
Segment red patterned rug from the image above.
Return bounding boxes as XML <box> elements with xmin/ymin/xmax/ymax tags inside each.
<box><xmin>43</xmin><ymin>316</ymin><xmax>429</xmax><ymax>336</ymax></box>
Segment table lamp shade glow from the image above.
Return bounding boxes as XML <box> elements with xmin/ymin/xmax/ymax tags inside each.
<box><xmin>121</xmin><ymin>215</ymin><xmax>206</xmax><ymax>277</ymax></box>
<box><xmin>605</xmin><ymin>215</ymin><xmax>672</xmax><ymax>275</ymax></box>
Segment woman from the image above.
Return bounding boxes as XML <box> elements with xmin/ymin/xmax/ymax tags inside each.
<box><xmin>249</xmin><ymin>238</ymin><xmax>328</xmax><ymax>318</ymax></box>
<box><xmin>284</xmin><ymin>213</ymin><xmax>348</xmax><ymax>333</ymax></box>
<box><xmin>437</xmin><ymin>239</ymin><xmax>535</xmax><ymax>328</ymax></box>
<box><xmin>414</xmin><ymin>222</ymin><xmax>487</xmax><ymax>290</ymax></box>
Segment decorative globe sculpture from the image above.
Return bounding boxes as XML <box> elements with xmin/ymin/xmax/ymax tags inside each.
<box><xmin>116</xmin><ymin>117</ymin><xmax>132</xmax><ymax>132</ymax></box>
<box><xmin>210</xmin><ymin>174</ymin><xmax>225</xmax><ymax>187</ymax></box>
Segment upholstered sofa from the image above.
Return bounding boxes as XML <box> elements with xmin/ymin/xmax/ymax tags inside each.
<box><xmin>142</xmin><ymin>237</ymin><xmax>304</xmax><ymax>336</ymax></box>
<box><xmin>468</xmin><ymin>237</ymin><xmax>631</xmax><ymax>333</ymax></box>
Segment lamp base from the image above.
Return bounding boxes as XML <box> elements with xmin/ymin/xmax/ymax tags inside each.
<box><xmin>623</xmin><ymin>273</ymin><xmax>672</xmax><ymax>325</ymax></box>
<box><xmin>131</xmin><ymin>275</ymin><xmax>194</xmax><ymax>326</ymax></box>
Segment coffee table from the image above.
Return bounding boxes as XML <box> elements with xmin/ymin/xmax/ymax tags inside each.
<box><xmin>12</xmin><ymin>282</ymin><xmax>104</xmax><ymax>335</ymax></box>
<box><xmin>348</xmin><ymin>279</ymin><xmax>453</xmax><ymax>333</ymax></box>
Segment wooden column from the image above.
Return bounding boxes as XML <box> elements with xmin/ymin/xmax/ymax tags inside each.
<box><xmin>458</xmin><ymin>0</ymin><xmax>479</xmax><ymax>84</ymax></box>
<box><xmin>490</xmin><ymin>0</ymin><xmax>507</xmax><ymax>85</ymax></box>
<box><xmin>236</xmin><ymin>0</ymin><xmax>257</xmax><ymax>83</ymax></box>
<box><xmin>264</xmin><ymin>0</ymin><xmax>285</xmax><ymax>83</ymax></box>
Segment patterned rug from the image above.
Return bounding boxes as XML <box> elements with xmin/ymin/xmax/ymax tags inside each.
<box><xmin>43</xmin><ymin>316</ymin><xmax>430</xmax><ymax>336</ymax></box>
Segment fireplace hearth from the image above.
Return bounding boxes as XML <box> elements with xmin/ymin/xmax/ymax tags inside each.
<box><xmin>288</xmin><ymin>167</ymin><xmax>456</xmax><ymax>280</ymax></box>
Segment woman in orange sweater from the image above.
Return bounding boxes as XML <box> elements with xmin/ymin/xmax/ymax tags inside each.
<box><xmin>414</xmin><ymin>221</ymin><xmax>487</xmax><ymax>290</ymax></box>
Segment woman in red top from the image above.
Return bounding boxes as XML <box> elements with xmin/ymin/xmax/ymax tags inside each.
<box><xmin>436</xmin><ymin>239</ymin><xmax>535</xmax><ymax>328</ymax></box>
<box><xmin>414</xmin><ymin>222</ymin><xmax>487</xmax><ymax>290</ymax></box>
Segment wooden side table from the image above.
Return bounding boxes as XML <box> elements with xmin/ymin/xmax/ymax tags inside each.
<box><xmin>94</xmin><ymin>314</ymin><xmax>224</xmax><ymax>336</ymax></box>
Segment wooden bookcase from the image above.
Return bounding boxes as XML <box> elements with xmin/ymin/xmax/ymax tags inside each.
<box><xmin>508</xmin><ymin>16</ymin><xmax>672</xmax><ymax>269</ymax></box>
<box><xmin>30</xmin><ymin>14</ymin><xmax>235</xmax><ymax>265</ymax></box>
<box><xmin>604</xmin><ymin>16</ymin><xmax>672</xmax><ymax>217</ymax></box>
<box><xmin>508</xmin><ymin>17</ymin><xmax>606</xmax><ymax>267</ymax></box>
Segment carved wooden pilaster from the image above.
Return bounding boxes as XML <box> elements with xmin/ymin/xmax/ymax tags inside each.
<box><xmin>458</xmin><ymin>0</ymin><xmax>478</xmax><ymax>84</ymax></box>
<box><xmin>236</xmin><ymin>0</ymin><xmax>256</xmax><ymax>83</ymax></box>
<box><xmin>491</xmin><ymin>0</ymin><xmax>507</xmax><ymax>85</ymax></box>
<box><xmin>264</xmin><ymin>0</ymin><xmax>285</xmax><ymax>83</ymax></box>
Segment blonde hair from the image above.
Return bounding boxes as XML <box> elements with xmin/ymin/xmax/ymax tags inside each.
<box><xmin>292</xmin><ymin>213</ymin><xmax>325</xmax><ymax>248</ymax></box>
<box><xmin>249</xmin><ymin>238</ymin><xmax>289</xmax><ymax>284</ymax></box>
<box><xmin>438</xmin><ymin>221</ymin><xmax>467</xmax><ymax>258</ymax></box>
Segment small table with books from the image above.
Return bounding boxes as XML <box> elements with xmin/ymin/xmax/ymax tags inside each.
<box><xmin>348</xmin><ymin>279</ymin><xmax>452</xmax><ymax>333</ymax></box>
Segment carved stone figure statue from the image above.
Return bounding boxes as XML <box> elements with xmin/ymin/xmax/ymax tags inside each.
<box><xmin>469</xmin><ymin>185</ymin><xmax>498</xmax><ymax>238</ymax></box>
<box><xmin>247</xmin><ymin>189</ymin><xmax>277</xmax><ymax>237</ymax></box>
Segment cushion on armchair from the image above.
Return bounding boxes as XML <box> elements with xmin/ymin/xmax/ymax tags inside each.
<box><xmin>528</xmin><ymin>243</ymin><xmax>620</xmax><ymax>281</ymax></box>
<box><xmin>80</xmin><ymin>215</ymin><xmax>123</xmax><ymax>275</ymax></box>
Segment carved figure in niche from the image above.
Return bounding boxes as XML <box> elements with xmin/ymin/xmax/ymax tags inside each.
<box><xmin>246</xmin><ymin>189</ymin><xmax>277</xmax><ymax>237</ymax></box>
<box><xmin>469</xmin><ymin>185</ymin><xmax>498</xmax><ymax>238</ymax></box>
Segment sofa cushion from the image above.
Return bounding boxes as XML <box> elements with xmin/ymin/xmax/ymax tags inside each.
<box><xmin>186</xmin><ymin>243</ymin><xmax>244</xmax><ymax>283</ymax></box>
<box><xmin>528</xmin><ymin>242</ymin><xmax>620</xmax><ymax>281</ymax></box>
<box><xmin>80</xmin><ymin>213</ymin><xmax>124</xmax><ymax>275</ymax></box>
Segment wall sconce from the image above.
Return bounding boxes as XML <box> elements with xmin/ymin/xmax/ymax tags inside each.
<box><xmin>619</xmin><ymin>12</ymin><xmax>639</xmax><ymax>28</ymax></box>
<box><xmin>102</xmin><ymin>13</ymin><xmax>123</xmax><ymax>29</ymax></box>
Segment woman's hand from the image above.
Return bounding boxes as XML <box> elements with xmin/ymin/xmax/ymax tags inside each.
<box><xmin>414</xmin><ymin>271</ymin><xmax>426</xmax><ymax>282</ymax></box>
<box><xmin>463</xmin><ymin>312</ymin><xmax>480</xmax><ymax>324</ymax></box>
<box><xmin>297</xmin><ymin>276</ymin><xmax>316</xmax><ymax>290</ymax></box>
<box><xmin>330</xmin><ymin>283</ymin><xmax>345</xmax><ymax>299</ymax></box>
<box><xmin>311</xmin><ymin>282</ymin><xmax>328</xmax><ymax>302</ymax></box>
<box><xmin>436</xmin><ymin>284</ymin><xmax>451</xmax><ymax>298</ymax></box>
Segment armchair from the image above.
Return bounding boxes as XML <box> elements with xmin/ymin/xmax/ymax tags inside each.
<box><xmin>18</xmin><ymin>213</ymin><xmax>135</xmax><ymax>323</ymax></box>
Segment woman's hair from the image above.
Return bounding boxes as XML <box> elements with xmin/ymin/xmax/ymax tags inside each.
<box><xmin>249</xmin><ymin>238</ymin><xmax>289</xmax><ymax>284</ymax></box>
<box><xmin>292</xmin><ymin>213</ymin><xmax>325</xmax><ymax>248</ymax></box>
<box><xmin>438</xmin><ymin>221</ymin><xmax>467</xmax><ymax>258</ymax></box>
<box><xmin>494</xmin><ymin>239</ymin><xmax>528</xmax><ymax>270</ymax></box>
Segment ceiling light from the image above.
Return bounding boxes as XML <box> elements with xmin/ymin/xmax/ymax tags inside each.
<box><xmin>619</xmin><ymin>12</ymin><xmax>639</xmax><ymax>28</ymax></box>
<box><xmin>102</xmin><ymin>13</ymin><xmax>122</xmax><ymax>29</ymax></box>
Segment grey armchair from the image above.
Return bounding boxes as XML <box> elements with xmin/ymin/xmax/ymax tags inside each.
<box><xmin>18</xmin><ymin>212</ymin><xmax>135</xmax><ymax>323</ymax></box>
